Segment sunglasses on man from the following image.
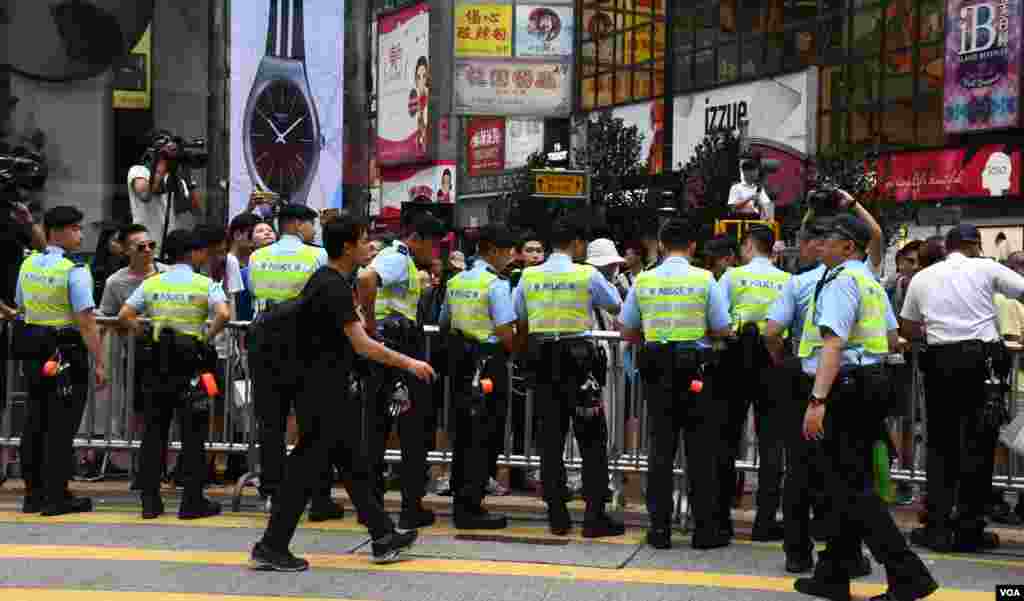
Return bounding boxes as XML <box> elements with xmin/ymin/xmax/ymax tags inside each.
<box><xmin>135</xmin><ymin>241</ymin><xmax>157</xmax><ymax>252</ymax></box>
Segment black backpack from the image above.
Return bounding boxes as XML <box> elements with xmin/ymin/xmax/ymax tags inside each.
<box><xmin>247</xmin><ymin>273</ymin><xmax>323</xmax><ymax>368</ymax></box>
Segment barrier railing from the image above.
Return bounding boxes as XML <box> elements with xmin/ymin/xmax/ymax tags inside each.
<box><xmin>3</xmin><ymin>318</ymin><xmax>1024</xmax><ymax>516</ymax></box>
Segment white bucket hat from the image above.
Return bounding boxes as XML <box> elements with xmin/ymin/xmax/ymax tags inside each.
<box><xmin>586</xmin><ymin>238</ymin><xmax>626</xmax><ymax>267</ymax></box>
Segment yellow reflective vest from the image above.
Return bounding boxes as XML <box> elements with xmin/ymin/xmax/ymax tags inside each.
<box><xmin>727</xmin><ymin>261</ymin><xmax>791</xmax><ymax>331</ymax></box>
<box><xmin>447</xmin><ymin>269</ymin><xmax>498</xmax><ymax>342</ymax></box>
<box><xmin>19</xmin><ymin>253</ymin><xmax>82</xmax><ymax>327</ymax></box>
<box><xmin>797</xmin><ymin>267</ymin><xmax>889</xmax><ymax>358</ymax></box>
<box><xmin>521</xmin><ymin>263</ymin><xmax>593</xmax><ymax>334</ymax></box>
<box><xmin>634</xmin><ymin>267</ymin><xmax>712</xmax><ymax>342</ymax></box>
<box><xmin>249</xmin><ymin>242</ymin><xmax>322</xmax><ymax>304</ymax></box>
<box><xmin>141</xmin><ymin>271</ymin><xmax>212</xmax><ymax>341</ymax></box>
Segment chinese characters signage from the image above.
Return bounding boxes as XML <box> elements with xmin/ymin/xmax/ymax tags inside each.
<box><xmin>455</xmin><ymin>58</ymin><xmax>572</xmax><ymax>116</ymax></box>
<box><xmin>467</xmin><ymin>117</ymin><xmax>506</xmax><ymax>175</ymax></box>
<box><xmin>455</xmin><ymin>4</ymin><xmax>513</xmax><ymax>57</ymax></box>
<box><xmin>944</xmin><ymin>0</ymin><xmax>1022</xmax><ymax>133</ymax></box>
<box><xmin>878</xmin><ymin>145</ymin><xmax>1021</xmax><ymax>201</ymax></box>
<box><xmin>377</xmin><ymin>3</ymin><xmax>431</xmax><ymax>165</ymax></box>
<box><xmin>516</xmin><ymin>5</ymin><xmax>574</xmax><ymax>57</ymax></box>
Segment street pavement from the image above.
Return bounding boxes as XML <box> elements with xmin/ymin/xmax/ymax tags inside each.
<box><xmin>0</xmin><ymin>481</ymin><xmax>1019</xmax><ymax>601</ymax></box>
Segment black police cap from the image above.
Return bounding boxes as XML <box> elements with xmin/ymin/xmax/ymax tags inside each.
<box><xmin>277</xmin><ymin>203</ymin><xmax>318</xmax><ymax>222</ymax></box>
<box><xmin>43</xmin><ymin>205</ymin><xmax>84</xmax><ymax>230</ymax></box>
<box><xmin>829</xmin><ymin>214</ymin><xmax>872</xmax><ymax>248</ymax></box>
<box><xmin>802</xmin><ymin>217</ymin><xmax>833</xmax><ymax>239</ymax></box>
<box><xmin>946</xmin><ymin>224</ymin><xmax>981</xmax><ymax>247</ymax></box>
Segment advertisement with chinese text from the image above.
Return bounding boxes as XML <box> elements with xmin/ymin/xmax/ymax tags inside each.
<box><xmin>944</xmin><ymin>0</ymin><xmax>1022</xmax><ymax>133</ymax></box>
<box><xmin>230</xmin><ymin>0</ymin><xmax>345</xmax><ymax>218</ymax></box>
<box><xmin>377</xmin><ymin>3</ymin><xmax>430</xmax><ymax>165</ymax></box>
<box><xmin>455</xmin><ymin>4</ymin><xmax>513</xmax><ymax>57</ymax></box>
<box><xmin>467</xmin><ymin>117</ymin><xmax>506</xmax><ymax>175</ymax></box>
<box><xmin>516</xmin><ymin>5</ymin><xmax>574</xmax><ymax>57</ymax></box>
<box><xmin>455</xmin><ymin>58</ymin><xmax>572</xmax><ymax>116</ymax></box>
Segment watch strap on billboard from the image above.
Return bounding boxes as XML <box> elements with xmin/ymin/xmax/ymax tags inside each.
<box><xmin>266</xmin><ymin>0</ymin><xmax>306</xmax><ymax>61</ymax></box>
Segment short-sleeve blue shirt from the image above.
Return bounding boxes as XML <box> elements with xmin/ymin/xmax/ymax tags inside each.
<box><xmin>513</xmin><ymin>252</ymin><xmax>622</xmax><ymax>319</ymax></box>
<box><xmin>371</xmin><ymin>241</ymin><xmax>415</xmax><ymax>288</ymax></box>
<box><xmin>125</xmin><ymin>263</ymin><xmax>227</xmax><ymax>317</ymax></box>
<box><xmin>620</xmin><ymin>256</ymin><xmax>730</xmax><ymax>349</ymax></box>
<box><xmin>440</xmin><ymin>258</ymin><xmax>517</xmax><ymax>343</ymax></box>
<box><xmin>15</xmin><ymin>246</ymin><xmax>95</xmax><ymax>315</ymax></box>
<box><xmin>766</xmin><ymin>263</ymin><xmax>826</xmax><ymax>342</ymax></box>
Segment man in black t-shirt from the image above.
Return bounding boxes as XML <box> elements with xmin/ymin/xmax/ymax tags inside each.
<box><xmin>251</xmin><ymin>214</ymin><xmax>436</xmax><ymax>573</ymax></box>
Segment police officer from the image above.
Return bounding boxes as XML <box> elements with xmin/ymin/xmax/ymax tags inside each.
<box><xmin>248</xmin><ymin>203</ymin><xmax>342</xmax><ymax>520</ymax></box>
<box><xmin>718</xmin><ymin>225</ymin><xmax>791</xmax><ymax>540</ymax></box>
<box><xmin>619</xmin><ymin>218</ymin><xmax>732</xmax><ymax>550</ymax></box>
<box><xmin>440</xmin><ymin>224</ymin><xmax>519</xmax><ymax>529</ymax></box>
<box><xmin>117</xmin><ymin>229</ymin><xmax>227</xmax><ymax>519</ymax></box>
<box><xmin>13</xmin><ymin>206</ymin><xmax>106</xmax><ymax>516</ymax></box>
<box><xmin>357</xmin><ymin>212</ymin><xmax>447</xmax><ymax>530</ymax></box>
<box><xmin>513</xmin><ymin>217</ymin><xmax>624</xmax><ymax>537</ymax></box>
<box><xmin>794</xmin><ymin>215</ymin><xmax>937</xmax><ymax>601</ymax></box>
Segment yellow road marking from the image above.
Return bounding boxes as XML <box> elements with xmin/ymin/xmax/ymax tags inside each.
<box><xmin>0</xmin><ymin>590</ymin><xmax>370</xmax><ymax>601</ymax></box>
<box><xmin>0</xmin><ymin>544</ymin><xmax>997</xmax><ymax>601</ymax></box>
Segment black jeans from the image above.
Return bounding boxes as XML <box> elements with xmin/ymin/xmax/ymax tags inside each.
<box><xmin>262</xmin><ymin>363</ymin><xmax>394</xmax><ymax>552</ymax></box>
<box><xmin>137</xmin><ymin>381</ymin><xmax>208</xmax><ymax>499</ymax></box>
<box><xmin>21</xmin><ymin>343</ymin><xmax>89</xmax><ymax>503</ymax></box>
<box><xmin>922</xmin><ymin>343</ymin><xmax>993</xmax><ymax>532</ymax></box>
<box><xmin>783</xmin><ymin>368</ymin><xmax>830</xmax><ymax>558</ymax></box>
<box><xmin>531</xmin><ymin>341</ymin><xmax>609</xmax><ymax>508</ymax></box>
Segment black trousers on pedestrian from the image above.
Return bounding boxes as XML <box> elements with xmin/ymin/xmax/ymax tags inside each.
<box><xmin>784</xmin><ymin>367</ymin><xmax>831</xmax><ymax>558</ymax></box>
<box><xmin>21</xmin><ymin>341</ymin><xmax>89</xmax><ymax>504</ymax></box>
<box><xmin>448</xmin><ymin>340</ymin><xmax>507</xmax><ymax>506</ymax></box>
<box><xmin>364</xmin><ymin>325</ymin><xmax>431</xmax><ymax>506</ymax></box>
<box><xmin>137</xmin><ymin>381</ymin><xmax>208</xmax><ymax>499</ymax></box>
<box><xmin>530</xmin><ymin>341</ymin><xmax>609</xmax><ymax>508</ymax></box>
<box><xmin>262</xmin><ymin>363</ymin><xmax>394</xmax><ymax>552</ymax></box>
<box><xmin>921</xmin><ymin>343</ymin><xmax>993</xmax><ymax>533</ymax></box>
<box><xmin>822</xmin><ymin>369</ymin><xmax>931</xmax><ymax>587</ymax></box>
<box><xmin>642</xmin><ymin>355</ymin><xmax>721</xmax><ymax>540</ymax></box>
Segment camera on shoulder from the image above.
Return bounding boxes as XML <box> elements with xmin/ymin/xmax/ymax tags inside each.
<box><xmin>142</xmin><ymin>130</ymin><xmax>209</xmax><ymax>171</ymax></box>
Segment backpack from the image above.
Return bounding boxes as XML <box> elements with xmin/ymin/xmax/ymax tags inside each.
<box><xmin>247</xmin><ymin>272</ymin><xmax>324</xmax><ymax>369</ymax></box>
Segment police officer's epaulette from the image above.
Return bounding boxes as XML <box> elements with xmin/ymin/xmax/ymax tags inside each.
<box><xmin>396</xmin><ymin>245</ymin><xmax>410</xmax><ymax>256</ymax></box>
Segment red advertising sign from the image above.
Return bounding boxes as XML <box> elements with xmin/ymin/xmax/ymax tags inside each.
<box><xmin>879</xmin><ymin>145</ymin><xmax>1021</xmax><ymax>202</ymax></box>
<box><xmin>467</xmin><ymin>117</ymin><xmax>506</xmax><ymax>175</ymax></box>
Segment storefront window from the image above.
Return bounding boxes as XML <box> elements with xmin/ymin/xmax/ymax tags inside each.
<box><xmin>719</xmin><ymin>44</ymin><xmax>739</xmax><ymax>83</ymax></box>
<box><xmin>579</xmin><ymin>0</ymin><xmax>665</xmax><ymax>109</ymax></box>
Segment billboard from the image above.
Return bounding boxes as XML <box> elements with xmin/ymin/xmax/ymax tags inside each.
<box><xmin>516</xmin><ymin>5</ymin><xmax>574</xmax><ymax>57</ymax></box>
<box><xmin>377</xmin><ymin>3</ymin><xmax>430</xmax><ymax>165</ymax></box>
<box><xmin>455</xmin><ymin>4</ymin><xmax>513</xmax><ymax>57</ymax></box>
<box><xmin>611</xmin><ymin>100</ymin><xmax>665</xmax><ymax>174</ymax></box>
<box><xmin>466</xmin><ymin>117</ymin><xmax>506</xmax><ymax>175</ymax></box>
<box><xmin>505</xmin><ymin>118</ymin><xmax>545</xmax><ymax>169</ymax></box>
<box><xmin>944</xmin><ymin>0</ymin><xmax>1022</xmax><ymax>133</ymax></box>
<box><xmin>230</xmin><ymin>0</ymin><xmax>345</xmax><ymax>217</ymax></box>
<box><xmin>455</xmin><ymin>58</ymin><xmax>572</xmax><ymax>116</ymax></box>
<box><xmin>380</xmin><ymin>162</ymin><xmax>456</xmax><ymax>217</ymax></box>
<box><xmin>878</xmin><ymin>145</ymin><xmax>1021</xmax><ymax>201</ymax></box>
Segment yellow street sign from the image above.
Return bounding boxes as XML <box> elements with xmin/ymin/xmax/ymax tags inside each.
<box><xmin>531</xmin><ymin>171</ymin><xmax>588</xmax><ymax>198</ymax></box>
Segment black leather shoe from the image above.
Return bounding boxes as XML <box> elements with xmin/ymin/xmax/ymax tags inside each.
<box><xmin>794</xmin><ymin>576</ymin><xmax>852</xmax><ymax>601</ymax></box>
<box><xmin>910</xmin><ymin>527</ymin><xmax>954</xmax><ymax>553</ymax></box>
<box><xmin>548</xmin><ymin>503</ymin><xmax>572</xmax><ymax>536</ymax></box>
<box><xmin>398</xmin><ymin>504</ymin><xmax>436</xmax><ymax>530</ymax></box>
<box><xmin>786</xmin><ymin>554</ymin><xmax>814</xmax><ymax>574</ymax></box>
<box><xmin>308</xmin><ymin>500</ymin><xmax>345</xmax><ymax>522</ymax></box>
<box><xmin>41</xmin><ymin>496</ymin><xmax>93</xmax><ymax>516</ymax></box>
<box><xmin>870</xmin><ymin>578</ymin><xmax>939</xmax><ymax>601</ymax></box>
<box><xmin>751</xmin><ymin>520</ymin><xmax>785</xmax><ymax>542</ymax></box>
<box><xmin>692</xmin><ymin>531</ymin><xmax>731</xmax><ymax>550</ymax></box>
<box><xmin>647</xmin><ymin>528</ymin><xmax>671</xmax><ymax>550</ymax></box>
<box><xmin>582</xmin><ymin>512</ymin><xmax>625</xmax><ymax>539</ymax></box>
<box><xmin>454</xmin><ymin>506</ymin><xmax>507</xmax><ymax>530</ymax></box>
<box><xmin>141</xmin><ymin>494</ymin><xmax>165</xmax><ymax>520</ymax></box>
<box><xmin>250</xmin><ymin>542</ymin><xmax>309</xmax><ymax>572</ymax></box>
<box><xmin>371</xmin><ymin>529</ymin><xmax>418</xmax><ymax>564</ymax></box>
<box><xmin>22</xmin><ymin>495</ymin><xmax>44</xmax><ymax>514</ymax></box>
<box><xmin>179</xmin><ymin>498</ymin><xmax>221</xmax><ymax>520</ymax></box>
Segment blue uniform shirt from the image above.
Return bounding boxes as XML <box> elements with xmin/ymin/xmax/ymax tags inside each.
<box><xmin>800</xmin><ymin>259</ymin><xmax>898</xmax><ymax>376</ymax></box>
<box><xmin>125</xmin><ymin>263</ymin><xmax>227</xmax><ymax>315</ymax></box>
<box><xmin>440</xmin><ymin>258</ymin><xmax>517</xmax><ymax>343</ymax></box>
<box><xmin>620</xmin><ymin>256</ymin><xmax>730</xmax><ymax>349</ymax></box>
<box><xmin>16</xmin><ymin>245</ymin><xmax>96</xmax><ymax>315</ymax></box>
<box><xmin>512</xmin><ymin>252</ymin><xmax>622</xmax><ymax>320</ymax></box>
<box><xmin>372</xmin><ymin>240</ymin><xmax>415</xmax><ymax>288</ymax></box>
<box><xmin>766</xmin><ymin>263</ymin><xmax>827</xmax><ymax>343</ymax></box>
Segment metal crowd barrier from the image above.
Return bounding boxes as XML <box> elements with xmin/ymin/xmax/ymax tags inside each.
<box><xmin>3</xmin><ymin>318</ymin><xmax>1024</xmax><ymax>516</ymax></box>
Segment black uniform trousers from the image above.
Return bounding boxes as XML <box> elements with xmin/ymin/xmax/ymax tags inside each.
<box><xmin>820</xmin><ymin>367</ymin><xmax>932</xmax><ymax>588</ymax></box>
<box><xmin>21</xmin><ymin>337</ymin><xmax>89</xmax><ymax>504</ymax></box>
<box><xmin>530</xmin><ymin>340</ymin><xmax>609</xmax><ymax>508</ymax></box>
<box><xmin>640</xmin><ymin>344</ymin><xmax>722</xmax><ymax>541</ymax></box>
<box><xmin>921</xmin><ymin>343</ymin><xmax>994</xmax><ymax>534</ymax></box>
<box><xmin>262</xmin><ymin>362</ymin><xmax>394</xmax><ymax>552</ymax></box>
<box><xmin>363</xmin><ymin>317</ymin><xmax>431</xmax><ymax>506</ymax></box>
<box><xmin>137</xmin><ymin>382</ymin><xmax>208</xmax><ymax>499</ymax></box>
<box><xmin>718</xmin><ymin>338</ymin><xmax>786</xmax><ymax>528</ymax></box>
<box><xmin>784</xmin><ymin>365</ymin><xmax>832</xmax><ymax>559</ymax></box>
<box><xmin>448</xmin><ymin>337</ymin><xmax>507</xmax><ymax>506</ymax></box>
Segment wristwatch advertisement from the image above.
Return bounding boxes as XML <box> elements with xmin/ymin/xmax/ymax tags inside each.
<box><xmin>231</xmin><ymin>0</ymin><xmax>345</xmax><ymax>217</ymax></box>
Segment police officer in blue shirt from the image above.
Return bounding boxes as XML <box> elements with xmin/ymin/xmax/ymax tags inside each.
<box><xmin>792</xmin><ymin>215</ymin><xmax>936</xmax><ymax>601</ymax></box>
<box><xmin>440</xmin><ymin>224</ymin><xmax>520</xmax><ymax>530</ymax></box>
<box><xmin>12</xmin><ymin>206</ymin><xmax>107</xmax><ymax>516</ymax></box>
<box><xmin>619</xmin><ymin>218</ymin><xmax>732</xmax><ymax>550</ymax></box>
<box><xmin>513</xmin><ymin>217</ymin><xmax>624</xmax><ymax>538</ymax></box>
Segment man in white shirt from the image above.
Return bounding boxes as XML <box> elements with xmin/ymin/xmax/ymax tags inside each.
<box><xmin>900</xmin><ymin>224</ymin><xmax>1024</xmax><ymax>553</ymax></box>
<box><xmin>728</xmin><ymin>158</ymin><xmax>774</xmax><ymax>220</ymax></box>
<box><xmin>128</xmin><ymin>145</ymin><xmax>197</xmax><ymax>250</ymax></box>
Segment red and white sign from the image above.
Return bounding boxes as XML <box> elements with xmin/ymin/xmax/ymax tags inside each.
<box><xmin>378</xmin><ymin>162</ymin><xmax>456</xmax><ymax>218</ymax></box>
<box><xmin>467</xmin><ymin>117</ymin><xmax>506</xmax><ymax>175</ymax></box>
<box><xmin>878</xmin><ymin>145</ymin><xmax>1021</xmax><ymax>202</ymax></box>
<box><xmin>377</xmin><ymin>3</ymin><xmax>430</xmax><ymax>165</ymax></box>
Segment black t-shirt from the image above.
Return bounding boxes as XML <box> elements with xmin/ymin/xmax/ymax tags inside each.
<box><xmin>301</xmin><ymin>266</ymin><xmax>360</xmax><ymax>369</ymax></box>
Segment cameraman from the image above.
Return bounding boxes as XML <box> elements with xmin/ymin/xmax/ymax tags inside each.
<box><xmin>128</xmin><ymin>135</ymin><xmax>199</xmax><ymax>251</ymax></box>
<box><xmin>728</xmin><ymin>157</ymin><xmax>774</xmax><ymax>221</ymax></box>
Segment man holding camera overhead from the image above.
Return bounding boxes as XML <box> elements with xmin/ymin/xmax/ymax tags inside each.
<box><xmin>128</xmin><ymin>132</ymin><xmax>203</xmax><ymax>251</ymax></box>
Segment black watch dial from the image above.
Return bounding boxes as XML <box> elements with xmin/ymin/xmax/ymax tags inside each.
<box><xmin>249</xmin><ymin>79</ymin><xmax>316</xmax><ymax>196</ymax></box>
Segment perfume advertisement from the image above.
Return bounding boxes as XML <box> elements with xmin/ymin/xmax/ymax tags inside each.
<box><xmin>377</xmin><ymin>2</ymin><xmax>431</xmax><ymax>165</ymax></box>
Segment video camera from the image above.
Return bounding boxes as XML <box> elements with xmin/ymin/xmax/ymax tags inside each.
<box><xmin>806</xmin><ymin>185</ymin><xmax>844</xmax><ymax>216</ymax></box>
<box><xmin>142</xmin><ymin>130</ymin><xmax>208</xmax><ymax>171</ymax></box>
<box><xmin>740</xmin><ymin>153</ymin><xmax>780</xmax><ymax>177</ymax></box>
<box><xmin>0</xmin><ymin>147</ymin><xmax>47</xmax><ymax>195</ymax></box>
